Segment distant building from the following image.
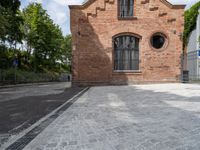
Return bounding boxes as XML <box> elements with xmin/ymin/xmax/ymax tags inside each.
<box><xmin>69</xmin><ymin>0</ymin><xmax>185</xmax><ymax>86</ymax></box>
<box><xmin>187</xmin><ymin>8</ymin><xmax>200</xmax><ymax>80</ymax></box>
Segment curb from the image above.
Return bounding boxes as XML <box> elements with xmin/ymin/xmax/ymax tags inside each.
<box><xmin>1</xmin><ymin>87</ymin><xmax>89</xmax><ymax>150</ymax></box>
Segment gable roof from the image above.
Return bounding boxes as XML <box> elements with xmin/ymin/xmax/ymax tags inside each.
<box><xmin>69</xmin><ymin>0</ymin><xmax>186</xmax><ymax>9</ymax></box>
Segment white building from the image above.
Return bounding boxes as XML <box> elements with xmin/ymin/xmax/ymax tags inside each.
<box><xmin>187</xmin><ymin>8</ymin><xmax>200</xmax><ymax>80</ymax></box>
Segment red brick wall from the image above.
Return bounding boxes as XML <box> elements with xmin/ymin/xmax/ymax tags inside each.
<box><xmin>70</xmin><ymin>0</ymin><xmax>185</xmax><ymax>86</ymax></box>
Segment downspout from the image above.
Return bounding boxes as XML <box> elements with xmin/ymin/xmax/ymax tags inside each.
<box><xmin>196</xmin><ymin>9</ymin><xmax>200</xmax><ymax>78</ymax></box>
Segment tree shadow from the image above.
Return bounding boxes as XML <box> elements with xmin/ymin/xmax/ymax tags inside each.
<box><xmin>71</xmin><ymin>10</ymin><xmax>129</xmax><ymax>86</ymax></box>
<box><xmin>0</xmin><ymin>86</ymin><xmax>84</xmax><ymax>145</ymax></box>
<box><xmin>70</xmin><ymin>0</ymin><xmax>184</xmax><ymax>86</ymax></box>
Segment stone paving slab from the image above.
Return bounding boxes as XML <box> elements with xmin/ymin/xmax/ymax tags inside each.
<box><xmin>23</xmin><ymin>84</ymin><xmax>200</xmax><ymax>150</ymax></box>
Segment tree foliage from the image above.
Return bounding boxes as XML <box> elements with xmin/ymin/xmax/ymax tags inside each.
<box><xmin>22</xmin><ymin>3</ymin><xmax>65</xmax><ymax>72</ymax></box>
<box><xmin>0</xmin><ymin>2</ymin><xmax>72</xmax><ymax>77</ymax></box>
<box><xmin>184</xmin><ymin>2</ymin><xmax>200</xmax><ymax>46</ymax></box>
<box><xmin>0</xmin><ymin>0</ymin><xmax>23</xmax><ymax>46</ymax></box>
<box><xmin>61</xmin><ymin>35</ymin><xmax>72</xmax><ymax>62</ymax></box>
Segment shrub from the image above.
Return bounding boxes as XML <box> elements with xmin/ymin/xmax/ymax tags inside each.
<box><xmin>184</xmin><ymin>2</ymin><xmax>200</xmax><ymax>46</ymax></box>
<box><xmin>1</xmin><ymin>69</ymin><xmax>60</xmax><ymax>83</ymax></box>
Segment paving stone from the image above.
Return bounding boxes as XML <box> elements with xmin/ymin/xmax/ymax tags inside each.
<box><xmin>46</xmin><ymin>143</ymin><xmax>57</xmax><ymax>148</ymax></box>
<box><xmin>69</xmin><ymin>141</ymin><xmax>77</xmax><ymax>145</ymax></box>
<box><xmin>61</xmin><ymin>142</ymin><xmax>68</xmax><ymax>147</ymax></box>
<box><xmin>23</xmin><ymin>84</ymin><xmax>200</xmax><ymax>150</ymax></box>
<box><xmin>89</xmin><ymin>138</ymin><xmax>97</xmax><ymax>143</ymax></box>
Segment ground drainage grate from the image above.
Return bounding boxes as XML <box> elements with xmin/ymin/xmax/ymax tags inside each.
<box><xmin>5</xmin><ymin>87</ymin><xmax>89</xmax><ymax>150</ymax></box>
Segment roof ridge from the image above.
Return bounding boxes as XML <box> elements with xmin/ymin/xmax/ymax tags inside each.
<box><xmin>69</xmin><ymin>0</ymin><xmax>186</xmax><ymax>9</ymax></box>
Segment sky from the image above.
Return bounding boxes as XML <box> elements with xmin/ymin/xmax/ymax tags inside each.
<box><xmin>20</xmin><ymin>0</ymin><xmax>200</xmax><ymax>36</ymax></box>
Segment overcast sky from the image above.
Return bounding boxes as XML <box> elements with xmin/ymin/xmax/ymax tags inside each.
<box><xmin>20</xmin><ymin>0</ymin><xmax>199</xmax><ymax>35</ymax></box>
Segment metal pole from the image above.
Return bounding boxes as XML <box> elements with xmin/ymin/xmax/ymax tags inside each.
<box><xmin>14</xmin><ymin>65</ymin><xmax>16</xmax><ymax>84</ymax></box>
<box><xmin>34</xmin><ymin>50</ymin><xmax>36</xmax><ymax>73</ymax></box>
<box><xmin>14</xmin><ymin>43</ymin><xmax>17</xmax><ymax>84</ymax></box>
<box><xmin>0</xmin><ymin>69</ymin><xmax>2</xmax><ymax>83</ymax></box>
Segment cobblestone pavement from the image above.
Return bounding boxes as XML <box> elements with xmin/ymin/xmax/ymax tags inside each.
<box><xmin>23</xmin><ymin>84</ymin><xmax>200</xmax><ymax>150</ymax></box>
<box><xmin>0</xmin><ymin>82</ymin><xmax>84</xmax><ymax>148</ymax></box>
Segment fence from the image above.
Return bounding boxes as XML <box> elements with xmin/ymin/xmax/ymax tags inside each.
<box><xmin>186</xmin><ymin>50</ymin><xmax>200</xmax><ymax>81</ymax></box>
<box><xmin>0</xmin><ymin>69</ymin><xmax>70</xmax><ymax>85</ymax></box>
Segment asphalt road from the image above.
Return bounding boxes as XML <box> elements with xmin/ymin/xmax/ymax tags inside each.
<box><xmin>0</xmin><ymin>82</ymin><xmax>84</xmax><ymax>147</ymax></box>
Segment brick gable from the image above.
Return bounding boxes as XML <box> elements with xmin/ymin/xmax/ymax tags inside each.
<box><xmin>69</xmin><ymin>0</ymin><xmax>186</xmax><ymax>86</ymax></box>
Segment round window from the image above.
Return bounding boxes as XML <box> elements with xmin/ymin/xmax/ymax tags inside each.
<box><xmin>150</xmin><ymin>33</ymin><xmax>166</xmax><ymax>49</ymax></box>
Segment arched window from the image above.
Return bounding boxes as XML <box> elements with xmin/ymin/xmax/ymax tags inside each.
<box><xmin>119</xmin><ymin>0</ymin><xmax>134</xmax><ymax>18</ymax></box>
<box><xmin>114</xmin><ymin>35</ymin><xmax>139</xmax><ymax>70</ymax></box>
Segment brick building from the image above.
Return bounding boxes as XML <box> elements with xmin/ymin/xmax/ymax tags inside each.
<box><xmin>69</xmin><ymin>0</ymin><xmax>185</xmax><ymax>86</ymax></box>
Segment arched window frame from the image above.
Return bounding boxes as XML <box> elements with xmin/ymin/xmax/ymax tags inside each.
<box><xmin>113</xmin><ymin>33</ymin><xmax>141</xmax><ymax>71</ymax></box>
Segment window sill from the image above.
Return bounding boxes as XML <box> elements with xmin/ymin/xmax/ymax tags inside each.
<box><xmin>113</xmin><ymin>70</ymin><xmax>142</xmax><ymax>74</ymax></box>
<box><xmin>118</xmin><ymin>16</ymin><xmax>138</xmax><ymax>20</ymax></box>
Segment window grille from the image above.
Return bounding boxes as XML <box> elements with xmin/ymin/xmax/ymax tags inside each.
<box><xmin>114</xmin><ymin>35</ymin><xmax>139</xmax><ymax>70</ymax></box>
<box><xmin>119</xmin><ymin>0</ymin><xmax>134</xmax><ymax>18</ymax></box>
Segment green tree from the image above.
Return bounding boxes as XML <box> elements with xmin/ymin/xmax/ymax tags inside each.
<box><xmin>61</xmin><ymin>35</ymin><xmax>72</xmax><ymax>62</ymax></box>
<box><xmin>0</xmin><ymin>0</ymin><xmax>23</xmax><ymax>47</ymax></box>
<box><xmin>184</xmin><ymin>2</ymin><xmax>200</xmax><ymax>46</ymax></box>
<box><xmin>22</xmin><ymin>3</ymin><xmax>64</xmax><ymax>72</ymax></box>
<box><xmin>0</xmin><ymin>0</ymin><xmax>23</xmax><ymax>72</ymax></box>
<box><xmin>0</xmin><ymin>6</ymin><xmax>8</xmax><ymax>41</ymax></box>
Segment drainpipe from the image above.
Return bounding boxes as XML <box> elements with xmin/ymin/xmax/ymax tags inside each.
<box><xmin>196</xmin><ymin>9</ymin><xmax>200</xmax><ymax>79</ymax></box>
<box><xmin>197</xmin><ymin>9</ymin><xmax>200</xmax><ymax>50</ymax></box>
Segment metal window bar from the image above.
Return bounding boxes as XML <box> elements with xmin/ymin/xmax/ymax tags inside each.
<box><xmin>114</xmin><ymin>35</ymin><xmax>139</xmax><ymax>71</ymax></box>
<box><xmin>119</xmin><ymin>0</ymin><xmax>134</xmax><ymax>18</ymax></box>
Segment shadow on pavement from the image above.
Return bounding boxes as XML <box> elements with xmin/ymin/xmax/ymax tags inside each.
<box><xmin>0</xmin><ymin>86</ymin><xmax>84</xmax><ymax>146</ymax></box>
